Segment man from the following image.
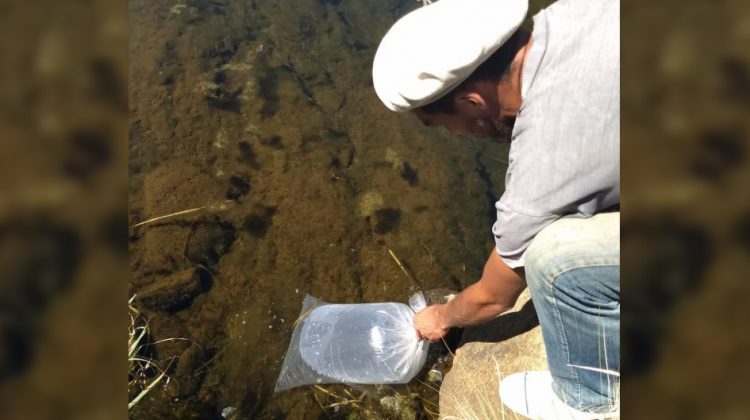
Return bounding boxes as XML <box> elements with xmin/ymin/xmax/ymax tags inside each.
<box><xmin>372</xmin><ymin>0</ymin><xmax>619</xmax><ymax>418</ymax></box>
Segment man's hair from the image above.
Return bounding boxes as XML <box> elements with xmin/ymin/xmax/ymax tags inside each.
<box><xmin>418</xmin><ymin>29</ymin><xmax>526</xmax><ymax>115</ymax></box>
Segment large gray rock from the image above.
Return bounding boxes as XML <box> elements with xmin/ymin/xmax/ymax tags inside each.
<box><xmin>439</xmin><ymin>289</ymin><xmax>548</xmax><ymax>418</ymax></box>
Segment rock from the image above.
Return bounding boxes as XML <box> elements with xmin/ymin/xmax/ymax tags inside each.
<box><xmin>357</xmin><ymin>191</ymin><xmax>384</xmax><ymax>217</ymax></box>
<box><xmin>165</xmin><ymin>379</ymin><xmax>181</xmax><ymax>399</ymax></box>
<box><xmin>311</xmin><ymin>84</ymin><xmax>344</xmax><ymax>113</ymax></box>
<box><xmin>140</xmin><ymin>225</ymin><xmax>190</xmax><ymax>274</ymax></box>
<box><xmin>439</xmin><ymin>289</ymin><xmax>548</xmax><ymax>418</ymax></box>
<box><xmin>148</xmin><ymin>315</ymin><xmax>190</xmax><ymax>370</ymax></box>
<box><xmin>172</xmin><ymin>343</ymin><xmax>207</xmax><ymax>398</ymax></box>
<box><xmin>140</xmin><ymin>162</ymin><xmax>224</xmax><ymax>272</ymax></box>
<box><xmin>136</xmin><ymin>268</ymin><xmax>207</xmax><ymax>311</ymax></box>
<box><xmin>185</xmin><ymin>222</ymin><xmax>236</xmax><ymax>266</ymax></box>
<box><xmin>379</xmin><ymin>394</ymin><xmax>416</xmax><ymax>420</ymax></box>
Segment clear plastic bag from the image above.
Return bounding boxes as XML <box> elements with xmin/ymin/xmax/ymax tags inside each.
<box><xmin>274</xmin><ymin>293</ymin><xmax>429</xmax><ymax>392</ymax></box>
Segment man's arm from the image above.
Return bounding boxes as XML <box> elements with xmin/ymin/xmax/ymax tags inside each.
<box><xmin>413</xmin><ymin>249</ymin><xmax>526</xmax><ymax>341</ymax></box>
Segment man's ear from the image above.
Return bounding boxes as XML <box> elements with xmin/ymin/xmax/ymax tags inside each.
<box><xmin>455</xmin><ymin>92</ymin><xmax>487</xmax><ymax>115</ymax></box>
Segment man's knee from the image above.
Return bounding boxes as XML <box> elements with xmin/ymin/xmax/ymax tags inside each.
<box><xmin>525</xmin><ymin>212</ymin><xmax>620</xmax><ymax>287</ymax></box>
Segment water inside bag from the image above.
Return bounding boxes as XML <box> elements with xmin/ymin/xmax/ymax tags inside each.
<box><xmin>274</xmin><ymin>293</ymin><xmax>429</xmax><ymax>391</ymax></box>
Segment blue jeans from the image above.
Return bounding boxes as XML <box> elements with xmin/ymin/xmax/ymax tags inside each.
<box><xmin>525</xmin><ymin>212</ymin><xmax>620</xmax><ymax>412</ymax></box>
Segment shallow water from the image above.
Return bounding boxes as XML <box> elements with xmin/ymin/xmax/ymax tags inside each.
<box><xmin>128</xmin><ymin>0</ymin><xmax>514</xmax><ymax>417</ymax></box>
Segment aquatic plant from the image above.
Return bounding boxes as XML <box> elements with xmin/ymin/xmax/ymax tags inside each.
<box><xmin>128</xmin><ymin>296</ymin><xmax>168</xmax><ymax>411</ymax></box>
<box><xmin>311</xmin><ymin>383</ymin><xmax>439</xmax><ymax>419</ymax></box>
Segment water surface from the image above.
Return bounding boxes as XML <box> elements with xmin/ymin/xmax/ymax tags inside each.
<box><xmin>128</xmin><ymin>0</ymin><xmax>512</xmax><ymax>417</ymax></box>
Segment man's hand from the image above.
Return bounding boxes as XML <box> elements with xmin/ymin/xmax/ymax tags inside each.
<box><xmin>413</xmin><ymin>304</ymin><xmax>449</xmax><ymax>342</ymax></box>
<box><xmin>412</xmin><ymin>250</ymin><xmax>527</xmax><ymax>342</ymax></box>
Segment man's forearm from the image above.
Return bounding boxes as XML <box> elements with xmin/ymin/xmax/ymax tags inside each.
<box><xmin>437</xmin><ymin>249</ymin><xmax>526</xmax><ymax>329</ymax></box>
<box><xmin>437</xmin><ymin>282</ymin><xmax>509</xmax><ymax>328</ymax></box>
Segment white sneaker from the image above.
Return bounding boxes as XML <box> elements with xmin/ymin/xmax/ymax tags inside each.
<box><xmin>498</xmin><ymin>371</ymin><xmax>618</xmax><ymax>420</ymax></box>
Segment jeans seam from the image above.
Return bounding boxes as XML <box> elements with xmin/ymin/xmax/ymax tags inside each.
<box><xmin>550</xmin><ymin>263</ymin><xmax>618</xmax><ymax>409</ymax></box>
<box><xmin>549</xmin><ymin>270</ymin><xmax>579</xmax><ymax>406</ymax></box>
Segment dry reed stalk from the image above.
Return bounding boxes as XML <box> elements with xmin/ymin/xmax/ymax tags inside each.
<box><xmin>131</xmin><ymin>200</ymin><xmax>234</xmax><ymax>228</ymax></box>
<box><xmin>387</xmin><ymin>248</ymin><xmax>421</xmax><ymax>288</ymax></box>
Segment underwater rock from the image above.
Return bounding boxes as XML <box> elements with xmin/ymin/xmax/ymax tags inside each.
<box><xmin>149</xmin><ymin>315</ymin><xmax>191</xmax><ymax>370</ymax></box>
<box><xmin>136</xmin><ymin>268</ymin><xmax>207</xmax><ymax>311</ymax></box>
<box><xmin>185</xmin><ymin>222</ymin><xmax>236</xmax><ymax>266</ymax></box>
<box><xmin>311</xmin><ymin>84</ymin><xmax>344</xmax><ymax>113</ymax></box>
<box><xmin>171</xmin><ymin>343</ymin><xmax>207</xmax><ymax>398</ymax></box>
<box><xmin>357</xmin><ymin>191</ymin><xmax>384</xmax><ymax>217</ymax></box>
<box><xmin>140</xmin><ymin>162</ymin><xmax>224</xmax><ymax>272</ymax></box>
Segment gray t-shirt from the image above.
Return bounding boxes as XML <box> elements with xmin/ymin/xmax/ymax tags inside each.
<box><xmin>492</xmin><ymin>0</ymin><xmax>620</xmax><ymax>268</ymax></box>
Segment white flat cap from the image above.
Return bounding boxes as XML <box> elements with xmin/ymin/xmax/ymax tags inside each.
<box><xmin>373</xmin><ymin>0</ymin><xmax>528</xmax><ymax>112</ymax></box>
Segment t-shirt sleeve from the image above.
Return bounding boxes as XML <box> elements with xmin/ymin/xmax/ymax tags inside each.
<box><xmin>492</xmin><ymin>199</ymin><xmax>558</xmax><ymax>269</ymax></box>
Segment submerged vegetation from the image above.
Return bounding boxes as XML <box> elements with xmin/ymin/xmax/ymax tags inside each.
<box><xmin>128</xmin><ymin>297</ymin><xmax>168</xmax><ymax>411</ymax></box>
